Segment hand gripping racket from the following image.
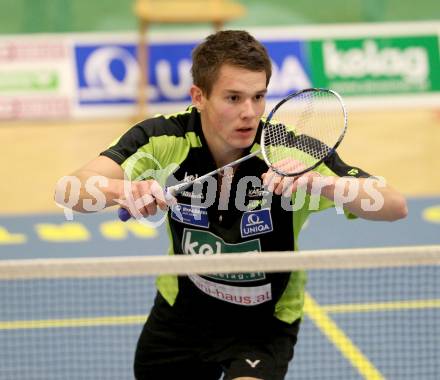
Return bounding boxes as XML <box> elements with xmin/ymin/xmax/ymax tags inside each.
<box><xmin>118</xmin><ymin>88</ymin><xmax>347</xmax><ymax>221</ymax></box>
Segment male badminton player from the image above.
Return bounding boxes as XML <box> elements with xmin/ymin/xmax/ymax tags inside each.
<box><xmin>55</xmin><ymin>30</ymin><xmax>407</xmax><ymax>380</ymax></box>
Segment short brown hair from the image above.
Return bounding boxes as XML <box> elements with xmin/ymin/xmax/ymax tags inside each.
<box><xmin>191</xmin><ymin>30</ymin><xmax>272</xmax><ymax>96</ymax></box>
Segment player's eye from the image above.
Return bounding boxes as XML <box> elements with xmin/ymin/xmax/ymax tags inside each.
<box><xmin>227</xmin><ymin>95</ymin><xmax>240</xmax><ymax>102</ymax></box>
<box><xmin>255</xmin><ymin>94</ymin><xmax>266</xmax><ymax>101</ymax></box>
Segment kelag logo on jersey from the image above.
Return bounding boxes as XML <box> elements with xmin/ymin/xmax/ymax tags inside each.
<box><xmin>240</xmin><ymin>209</ymin><xmax>273</xmax><ymax>238</ymax></box>
<box><xmin>74</xmin><ymin>42</ymin><xmax>194</xmax><ymax>105</ymax></box>
<box><xmin>182</xmin><ymin>228</ymin><xmax>264</xmax><ymax>282</ymax></box>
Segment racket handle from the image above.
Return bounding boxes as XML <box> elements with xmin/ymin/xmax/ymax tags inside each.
<box><xmin>117</xmin><ymin>186</ymin><xmax>176</xmax><ymax>222</ymax></box>
<box><xmin>118</xmin><ymin>208</ymin><xmax>131</xmax><ymax>222</ymax></box>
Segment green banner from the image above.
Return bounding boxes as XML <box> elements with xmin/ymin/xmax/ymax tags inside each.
<box><xmin>0</xmin><ymin>71</ymin><xmax>59</xmax><ymax>92</ymax></box>
<box><xmin>309</xmin><ymin>35</ymin><xmax>440</xmax><ymax>96</ymax></box>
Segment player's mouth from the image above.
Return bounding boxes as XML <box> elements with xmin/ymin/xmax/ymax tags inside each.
<box><xmin>235</xmin><ymin>127</ymin><xmax>255</xmax><ymax>136</ymax></box>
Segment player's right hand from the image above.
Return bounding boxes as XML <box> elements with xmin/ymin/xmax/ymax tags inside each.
<box><xmin>115</xmin><ymin>179</ymin><xmax>172</xmax><ymax>219</ymax></box>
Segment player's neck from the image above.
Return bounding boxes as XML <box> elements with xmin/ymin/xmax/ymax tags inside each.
<box><xmin>200</xmin><ymin>122</ymin><xmax>243</xmax><ymax>168</ymax></box>
<box><xmin>208</xmin><ymin>142</ymin><xmax>243</xmax><ymax>169</ymax></box>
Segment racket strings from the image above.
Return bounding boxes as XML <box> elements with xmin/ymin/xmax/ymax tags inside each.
<box><xmin>263</xmin><ymin>89</ymin><xmax>346</xmax><ymax>176</ymax></box>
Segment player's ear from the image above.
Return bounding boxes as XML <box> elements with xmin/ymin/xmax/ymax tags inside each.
<box><xmin>190</xmin><ymin>85</ymin><xmax>205</xmax><ymax>111</ymax></box>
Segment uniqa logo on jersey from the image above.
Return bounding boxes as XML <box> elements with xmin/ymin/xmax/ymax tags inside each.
<box><xmin>240</xmin><ymin>209</ymin><xmax>273</xmax><ymax>238</ymax></box>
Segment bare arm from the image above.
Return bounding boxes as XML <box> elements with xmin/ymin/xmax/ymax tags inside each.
<box><xmin>54</xmin><ymin>156</ymin><xmax>167</xmax><ymax>216</ymax></box>
<box><xmin>54</xmin><ymin>156</ymin><xmax>124</xmax><ymax>213</ymax></box>
<box><xmin>262</xmin><ymin>170</ymin><xmax>408</xmax><ymax>222</ymax></box>
<box><xmin>320</xmin><ymin>176</ymin><xmax>408</xmax><ymax>221</ymax></box>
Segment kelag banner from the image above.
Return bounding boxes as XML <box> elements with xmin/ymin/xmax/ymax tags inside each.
<box><xmin>308</xmin><ymin>35</ymin><xmax>440</xmax><ymax>95</ymax></box>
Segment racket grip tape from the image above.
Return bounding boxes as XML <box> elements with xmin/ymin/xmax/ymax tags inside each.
<box><xmin>118</xmin><ymin>208</ymin><xmax>131</xmax><ymax>222</ymax></box>
<box><xmin>117</xmin><ymin>186</ymin><xmax>177</xmax><ymax>221</ymax></box>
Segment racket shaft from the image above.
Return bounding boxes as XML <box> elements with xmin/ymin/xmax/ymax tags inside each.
<box><xmin>118</xmin><ymin>149</ymin><xmax>261</xmax><ymax>221</ymax></box>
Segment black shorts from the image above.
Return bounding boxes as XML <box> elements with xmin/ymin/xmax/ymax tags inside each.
<box><xmin>134</xmin><ymin>293</ymin><xmax>300</xmax><ymax>380</ymax></box>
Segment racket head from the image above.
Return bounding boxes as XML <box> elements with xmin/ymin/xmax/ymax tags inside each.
<box><xmin>261</xmin><ymin>88</ymin><xmax>347</xmax><ymax>177</ymax></box>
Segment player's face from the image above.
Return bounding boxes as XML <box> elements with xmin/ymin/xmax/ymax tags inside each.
<box><xmin>192</xmin><ymin>64</ymin><xmax>267</xmax><ymax>160</ymax></box>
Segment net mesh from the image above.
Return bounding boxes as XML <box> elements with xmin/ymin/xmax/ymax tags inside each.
<box><xmin>1</xmin><ymin>245</ymin><xmax>439</xmax><ymax>380</ymax></box>
<box><xmin>263</xmin><ymin>89</ymin><xmax>346</xmax><ymax>175</ymax></box>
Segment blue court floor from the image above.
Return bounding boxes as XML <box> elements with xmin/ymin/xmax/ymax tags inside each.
<box><xmin>0</xmin><ymin>197</ymin><xmax>439</xmax><ymax>379</ymax></box>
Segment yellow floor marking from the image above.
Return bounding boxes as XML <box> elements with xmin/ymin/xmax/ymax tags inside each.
<box><xmin>2</xmin><ymin>298</ymin><xmax>438</xmax><ymax>332</ymax></box>
<box><xmin>0</xmin><ymin>315</ymin><xmax>146</xmax><ymax>330</ymax></box>
<box><xmin>304</xmin><ymin>292</ymin><xmax>385</xmax><ymax>380</ymax></box>
<box><xmin>322</xmin><ymin>299</ymin><xmax>440</xmax><ymax>314</ymax></box>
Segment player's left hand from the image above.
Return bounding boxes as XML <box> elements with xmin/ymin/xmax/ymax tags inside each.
<box><xmin>261</xmin><ymin>158</ymin><xmax>322</xmax><ymax>197</ymax></box>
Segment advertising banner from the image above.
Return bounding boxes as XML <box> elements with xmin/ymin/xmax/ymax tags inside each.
<box><xmin>0</xmin><ymin>37</ymin><xmax>74</xmax><ymax>120</ymax></box>
<box><xmin>72</xmin><ymin>38</ymin><xmax>311</xmax><ymax>117</ymax></box>
<box><xmin>1</xmin><ymin>24</ymin><xmax>438</xmax><ymax>120</ymax></box>
<box><xmin>308</xmin><ymin>35</ymin><xmax>440</xmax><ymax>96</ymax></box>
<box><xmin>74</xmin><ymin>42</ymin><xmax>195</xmax><ymax>106</ymax></box>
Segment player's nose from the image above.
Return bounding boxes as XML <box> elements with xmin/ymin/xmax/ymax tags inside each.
<box><xmin>240</xmin><ymin>98</ymin><xmax>257</xmax><ymax>119</ymax></box>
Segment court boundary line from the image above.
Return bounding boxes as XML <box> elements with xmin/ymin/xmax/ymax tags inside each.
<box><xmin>322</xmin><ymin>299</ymin><xmax>440</xmax><ymax>313</ymax></box>
<box><xmin>304</xmin><ymin>292</ymin><xmax>384</xmax><ymax>380</ymax></box>
<box><xmin>0</xmin><ymin>315</ymin><xmax>146</xmax><ymax>330</ymax></box>
<box><xmin>1</xmin><ymin>297</ymin><xmax>439</xmax><ymax>330</ymax></box>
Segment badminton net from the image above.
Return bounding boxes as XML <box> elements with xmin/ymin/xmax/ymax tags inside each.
<box><xmin>0</xmin><ymin>245</ymin><xmax>439</xmax><ymax>380</ymax></box>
